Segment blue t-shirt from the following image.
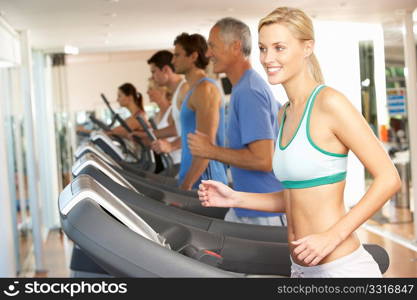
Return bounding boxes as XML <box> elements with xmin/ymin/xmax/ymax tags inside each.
<box><xmin>178</xmin><ymin>77</ymin><xmax>228</xmax><ymax>189</ymax></box>
<box><xmin>227</xmin><ymin>69</ymin><xmax>284</xmax><ymax>217</ymax></box>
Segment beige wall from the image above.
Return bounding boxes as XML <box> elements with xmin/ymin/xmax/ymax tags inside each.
<box><xmin>66</xmin><ymin>50</ymin><xmax>160</xmax><ymax>112</ymax></box>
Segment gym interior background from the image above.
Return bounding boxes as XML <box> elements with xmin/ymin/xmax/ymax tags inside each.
<box><xmin>0</xmin><ymin>0</ymin><xmax>417</xmax><ymax>277</ymax></box>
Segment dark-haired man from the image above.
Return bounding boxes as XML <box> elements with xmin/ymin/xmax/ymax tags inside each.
<box><xmin>153</xmin><ymin>33</ymin><xmax>227</xmax><ymax>190</ymax></box>
<box><xmin>131</xmin><ymin>51</ymin><xmax>187</xmax><ymax>161</ymax></box>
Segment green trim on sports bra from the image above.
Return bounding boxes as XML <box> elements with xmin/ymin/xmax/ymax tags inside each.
<box><xmin>306</xmin><ymin>86</ymin><xmax>348</xmax><ymax>158</ymax></box>
<box><xmin>281</xmin><ymin>171</ymin><xmax>347</xmax><ymax>189</ymax></box>
<box><xmin>278</xmin><ymin>86</ymin><xmax>318</xmax><ymax>150</ymax></box>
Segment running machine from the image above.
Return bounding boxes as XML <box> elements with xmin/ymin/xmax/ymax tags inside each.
<box><xmin>72</xmin><ymin>154</ymin><xmax>287</xmax><ymax>242</ymax></box>
<box><xmin>71</xmin><ymin>157</ymin><xmax>392</xmax><ymax>275</ymax></box>
<box><xmin>77</xmin><ymin>105</ymin><xmax>178</xmax><ymax>185</ymax></box>
<box><xmin>90</xmin><ymin>130</ymin><xmax>135</xmax><ymax>162</ymax></box>
<box><xmin>74</xmin><ymin>142</ymin><xmax>181</xmax><ymax>190</ymax></box>
<box><xmin>75</xmin><ymin>141</ymin><xmax>120</xmax><ymax>167</ymax></box>
<box><xmin>100</xmin><ymin>93</ymin><xmax>156</xmax><ymax>171</ymax></box>
<box><xmin>72</xmin><ymin>153</ymin><xmax>227</xmax><ymax>219</ymax></box>
<box><xmin>59</xmin><ymin>175</ymin><xmax>390</xmax><ymax>277</ymax></box>
<box><xmin>136</xmin><ymin>115</ymin><xmax>176</xmax><ymax>177</ymax></box>
<box><xmin>59</xmin><ymin>175</ymin><xmax>287</xmax><ymax>277</ymax></box>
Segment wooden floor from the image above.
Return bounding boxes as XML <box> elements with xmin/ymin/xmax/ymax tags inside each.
<box><xmin>357</xmin><ymin>225</ymin><xmax>417</xmax><ymax>277</ymax></box>
<box><xmin>19</xmin><ymin>230</ymin><xmax>70</xmax><ymax>278</ymax></box>
<box><xmin>16</xmin><ymin>225</ymin><xmax>417</xmax><ymax>278</ymax></box>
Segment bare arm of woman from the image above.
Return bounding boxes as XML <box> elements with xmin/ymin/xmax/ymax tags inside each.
<box><xmin>198</xmin><ymin>180</ymin><xmax>285</xmax><ymax>212</ymax></box>
<box><xmin>107</xmin><ymin>116</ymin><xmax>141</xmax><ymax>138</ymax></box>
<box><xmin>197</xmin><ymin>104</ymin><xmax>287</xmax><ymax>211</ymax></box>
<box><xmin>292</xmin><ymin>88</ymin><xmax>401</xmax><ymax>266</ymax></box>
<box><xmin>151</xmin><ymin>137</ymin><xmax>181</xmax><ymax>153</ymax></box>
<box><xmin>153</xmin><ymin>113</ymin><xmax>178</xmax><ymax>138</ymax></box>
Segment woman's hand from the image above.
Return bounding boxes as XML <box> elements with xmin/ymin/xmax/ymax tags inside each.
<box><xmin>151</xmin><ymin>139</ymin><xmax>172</xmax><ymax>154</ymax></box>
<box><xmin>291</xmin><ymin>231</ymin><xmax>342</xmax><ymax>266</ymax></box>
<box><xmin>198</xmin><ymin>180</ymin><xmax>238</xmax><ymax>208</ymax></box>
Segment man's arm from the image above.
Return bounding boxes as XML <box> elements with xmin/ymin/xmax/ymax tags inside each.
<box><xmin>189</xmin><ymin>90</ymin><xmax>281</xmax><ymax>172</ymax></box>
<box><xmin>180</xmin><ymin>82</ymin><xmax>221</xmax><ymax>190</ymax></box>
<box><xmin>188</xmin><ymin>134</ymin><xmax>274</xmax><ymax>172</ymax></box>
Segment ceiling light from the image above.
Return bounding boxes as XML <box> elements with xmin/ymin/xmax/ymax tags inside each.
<box><xmin>107</xmin><ymin>0</ymin><xmax>119</xmax><ymax>3</ymax></box>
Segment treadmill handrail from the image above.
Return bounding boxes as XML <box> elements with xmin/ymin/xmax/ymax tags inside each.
<box><xmin>89</xmin><ymin>114</ymin><xmax>111</xmax><ymax>131</ymax></box>
<box><xmin>148</xmin><ymin>117</ymin><xmax>158</xmax><ymax>131</ymax></box>
<box><xmin>136</xmin><ymin>115</ymin><xmax>174</xmax><ymax>172</ymax></box>
<box><xmin>72</xmin><ymin>153</ymin><xmax>139</xmax><ymax>194</ymax></box>
<box><xmin>60</xmin><ymin>175</ymin><xmax>168</xmax><ymax>247</ymax></box>
<box><xmin>100</xmin><ymin>93</ymin><xmax>132</xmax><ymax>133</ymax></box>
<box><xmin>91</xmin><ymin>131</ymin><xmax>127</xmax><ymax>161</ymax></box>
<box><xmin>75</xmin><ymin>141</ymin><xmax>121</xmax><ymax>168</ymax></box>
<box><xmin>136</xmin><ymin>115</ymin><xmax>157</xmax><ymax>141</ymax></box>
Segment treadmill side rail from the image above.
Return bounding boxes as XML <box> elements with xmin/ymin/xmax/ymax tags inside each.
<box><xmin>59</xmin><ymin>175</ymin><xmax>168</xmax><ymax>247</ymax></box>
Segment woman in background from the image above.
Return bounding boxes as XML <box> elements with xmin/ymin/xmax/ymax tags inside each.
<box><xmin>147</xmin><ymin>79</ymin><xmax>182</xmax><ymax>166</ymax></box>
<box><xmin>107</xmin><ymin>82</ymin><xmax>148</xmax><ymax>138</ymax></box>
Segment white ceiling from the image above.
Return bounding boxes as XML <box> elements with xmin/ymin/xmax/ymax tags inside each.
<box><xmin>0</xmin><ymin>0</ymin><xmax>416</xmax><ymax>52</ymax></box>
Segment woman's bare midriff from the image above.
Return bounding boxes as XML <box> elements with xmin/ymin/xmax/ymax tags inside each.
<box><xmin>284</xmin><ymin>181</ymin><xmax>360</xmax><ymax>266</ymax></box>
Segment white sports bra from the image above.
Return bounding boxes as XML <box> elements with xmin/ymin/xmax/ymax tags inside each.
<box><xmin>273</xmin><ymin>85</ymin><xmax>348</xmax><ymax>189</ymax></box>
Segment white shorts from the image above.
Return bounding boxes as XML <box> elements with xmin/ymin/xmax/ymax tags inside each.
<box><xmin>224</xmin><ymin>208</ymin><xmax>287</xmax><ymax>227</ymax></box>
<box><xmin>290</xmin><ymin>245</ymin><xmax>382</xmax><ymax>278</ymax></box>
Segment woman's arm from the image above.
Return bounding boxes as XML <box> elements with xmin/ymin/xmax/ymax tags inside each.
<box><xmin>198</xmin><ymin>180</ymin><xmax>285</xmax><ymax>213</ymax></box>
<box><xmin>324</xmin><ymin>89</ymin><xmax>401</xmax><ymax>239</ymax></box>
<box><xmin>107</xmin><ymin>113</ymin><xmax>149</xmax><ymax>139</ymax></box>
<box><xmin>292</xmin><ymin>88</ymin><xmax>401</xmax><ymax>266</ymax></box>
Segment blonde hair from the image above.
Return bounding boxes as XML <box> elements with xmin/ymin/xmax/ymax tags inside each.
<box><xmin>258</xmin><ymin>7</ymin><xmax>324</xmax><ymax>84</ymax></box>
<box><xmin>148</xmin><ymin>79</ymin><xmax>172</xmax><ymax>102</ymax></box>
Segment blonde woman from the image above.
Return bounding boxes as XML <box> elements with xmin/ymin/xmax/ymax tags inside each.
<box><xmin>147</xmin><ymin>79</ymin><xmax>181</xmax><ymax>165</ymax></box>
<box><xmin>198</xmin><ymin>7</ymin><xmax>400</xmax><ymax>278</ymax></box>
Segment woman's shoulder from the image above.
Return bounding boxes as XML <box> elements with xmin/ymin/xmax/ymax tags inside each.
<box><xmin>315</xmin><ymin>85</ymin><xmax>352</xmax><ymax>115</ymax></box>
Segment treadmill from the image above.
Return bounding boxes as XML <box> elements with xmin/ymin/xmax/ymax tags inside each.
<box><xmin>59</xmin><ymin>175</ymin><xmax>389</xmax><ymax>277</ymax></box>
<box><xmin>72</xmin><ymin>153</ymin><xmax>227</xmax><ymax>219</ymax></box>
<box><xmin>60</xmin><ymin>175</ymin><xmax>283</xmax><ymax>277</ymax></box>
